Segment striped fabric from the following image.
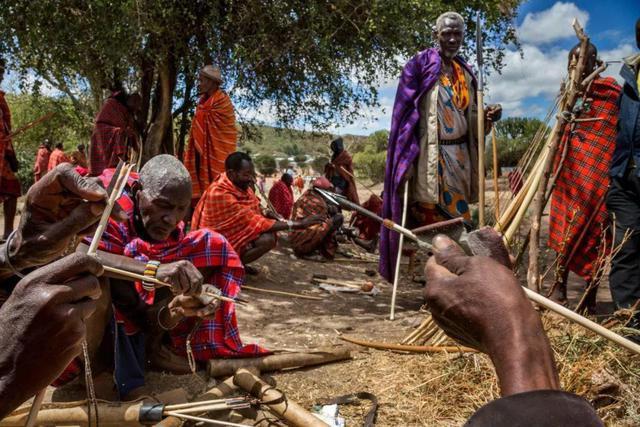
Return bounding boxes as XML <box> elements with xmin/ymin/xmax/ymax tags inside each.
<box><xmin>90</xmin><ymin>168</ymin><xmax>268</xmax><ymax>359</ymax></box>
<box><xmin>89</xmin><ymin>96</ymin><xmax>136</xmax><ymax>176</ymax></box>
<box><xmin>184</xmin><ymin>91</ymin><xmax>238</xmax><ymax>200</ymax></box>
<box><xmin>268</xmin><ymin>179</ymin><xmax>294</xmax><ymax>219</ymax></box>
<box><xmin>191</xmin><ymin>172</ymin><xmax>275</xmax><ymax>255</ymax></box>
<box><xmin>548</xmin><ymin>77</ymin><xmax>621</xmax><ymax>280</ymax></box>
<box><xmin>47</xmin><ymin>148</ymin><xmax>69</xmax><ymax>171</ymax></box>
<box><xmin>289</xmin><ymin>189</ymin><xmax>336</xmax><ymax>258</ymax></box>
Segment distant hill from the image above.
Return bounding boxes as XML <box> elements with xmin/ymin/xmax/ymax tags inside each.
<box><xmin>237</xmin><ymin>124</ymin><xmax>369</xmax><ymax>161</ymax></box>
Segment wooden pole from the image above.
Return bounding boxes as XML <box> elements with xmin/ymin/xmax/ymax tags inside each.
<box><xmin>233</xmin><ymin>369</ymin><xmax>329</xmax><ymax>427</ymax></box>
<box><xmin>478</xmin><ymin>92</ymin><xmax>486</xmax><ymax>227</ymax></box>
<box><xmin>527</xmin><ymin>19</ymin><xmax>589</xmax><ymax>293</ymax></box>
<box><xmin>208</xmin><ymin>347</ymin><xmax>351</xmax><ymax>377</ymax></box>
<box><xmin>339</xmin><ymin>335</ymin><xmax>476</xmax><ymax>353</ymax></box>
<box><xmin>23</xmin><ymin>390</ymin><xmax>46</xmax><ymax>427</ymax></box>
<box><xmin>491</xmin><ymin>127</ymin><xmax>500</xmax><ymax>221</ymax></box>
<box><xmin>241</xmin><ymin>285</ymin><xmax>322</xmax><ymax>300</ymax></box>
<box><xmin>0</xmin><ymin>401</ymin><xmax>144</xmax><ymax>426</ymax></box>
<box><xmin>390</xmin><ymin>180</ymin><xmax>409</xmax><ymax>320</ymax></box>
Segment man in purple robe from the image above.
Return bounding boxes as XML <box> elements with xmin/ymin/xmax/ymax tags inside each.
<box><xmin>379</xmin><ymin>11</ymin><xmax>502</xmax><ymax>281</ymax></box>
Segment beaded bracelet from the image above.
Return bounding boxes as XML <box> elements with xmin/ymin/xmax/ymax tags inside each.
<box><xmin>142</xmin><ymin>260</ymin><xmax>161</xmax><ymax>291</ymax></box>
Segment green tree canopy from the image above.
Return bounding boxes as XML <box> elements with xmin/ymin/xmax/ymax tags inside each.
<box><xmin>0</xmin><ymin>1</ymin><xmax>521</xmax><ymax>163</ymax></box>
<box><xmin>489</xmin><ymin>116</ymin><xmax>548</xmax><ymax>169</ymax></box>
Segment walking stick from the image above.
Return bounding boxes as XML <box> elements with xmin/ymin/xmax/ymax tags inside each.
<box><xmin>389</xmin><ymin>180</ymin><xmax>409</xmax><ymax>320</ymax></box>
<box><xmin>476</xmin><ymin>13</ymin><xmax>486</xmax><ymax>227</ymax></box>
<box><xmin>492</xmin><ymin>127</ymin><xmax>500</xmax><ymax>221</ymax></box>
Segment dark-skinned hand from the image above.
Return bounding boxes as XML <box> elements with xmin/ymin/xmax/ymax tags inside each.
<box><xmin>423</xmin><ymin>229</ymin><xmax>559</xmax><ymax>396</ymax></box>
<box><xmin>168</xmin><ymin>294</ymin><xmax>219</xmax><ymax>318</ymax></box>
<box><xmin>300</xmin><ymin>214</ymin><xmax>325</xmax><ymax>228</ymax></box>
<box><xmin>157</xmin><ymin>260</ymin><xmax>203</xmax><ymax>296</ymax></box>
<box><xmin>0</xmin><ymin>253</ymin><xmax>103</xmax><ymax>417</ymax></box>
<box><xmin>8</xmin><ymin>163</ymin><xmax>127</xmax><ymax>272</ymax></box>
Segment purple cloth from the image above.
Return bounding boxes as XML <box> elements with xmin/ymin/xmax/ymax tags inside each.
<box><xmin>379</xmin><ymin>48</ymin><xmax>476</xmax><ymax>281</ymax></box>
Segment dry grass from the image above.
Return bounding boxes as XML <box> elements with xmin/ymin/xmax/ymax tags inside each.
<box><xmin>270</xmin><ymin>312</ymin><xmax>640</xmax><ymax>426</ymax></box>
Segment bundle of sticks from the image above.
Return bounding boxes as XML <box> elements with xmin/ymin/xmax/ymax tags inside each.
<box><xmin>400</xmin><ymin>315</ymin><xmax>449</xmax><ymax>347</ymax></box>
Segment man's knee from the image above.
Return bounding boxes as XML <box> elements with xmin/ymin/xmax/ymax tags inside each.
<box><xmin>256</xmin><ymin>232</ymin><xmax>277</xmax><ymax>250</ymax></box>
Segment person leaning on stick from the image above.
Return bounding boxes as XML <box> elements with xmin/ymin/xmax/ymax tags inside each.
<box><xmin>424</xmin><ymin>228</ymin><xmax>603</xmax><ymax>426</ymax></box>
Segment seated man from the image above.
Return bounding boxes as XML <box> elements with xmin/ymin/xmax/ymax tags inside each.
<box><xmin>350</xmin><ymin>193</ymin><xmax>383</xmax><ymax>253</ymax></box>
<box><xmin>425</xmin><ymin>229</ymin><xmax>602</xmax><ymax>426</ymax></box>
<box><xmin>192</xmin><ymin>152</ymin><xmax>322</xmax><ymax>266</ymax></box>
<box><xmin>78</xmin><ymin>155</ymin><xmax>267</xmax><ymax>398</ymax></box>
<box><xmin>289</xmin><ymin>177</ymin><xmax>344</xmax><ymax>260</ymax></box>
<box><xmin>268</xmin><ymin>172</ymin><xmax>294</xmax><ymax>219</ymax></box>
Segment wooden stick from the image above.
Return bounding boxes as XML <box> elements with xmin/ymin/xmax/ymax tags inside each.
<box><xmin>165</xmin><ymin>398</ymin><xmax>242</xmax><ymax>411</ymax></box>
<box><xmin>87</xmin><ymin>164</ymin><xmax>132</xmax><ymax>255</ymax></box>
<box><xmin>478</xmin><ymin>92</ymin><xmax>486</xmax><ymax>227</ymax></box>
<box><xmin>339</xmin><ymin>335</ymin><xmax>477</xmax><ymax>353</ymax></box>
<box><xmin>234</xmin><ymin>369</ymin><xmax>329</xmax><ymax>427</ymax></box>
<box><xmin>491</xmin><ymin>127</ymin><xmax>500</xmax><ymax>221</ymax></box>
<box><xmin>523</xmin><ymin>287</ymin><xmax>640</xmax><ymax>355</ymax></box>
<box><xmin>3</xmin><ymin>112</ymin><xmax>55</xmax><ymax>140</ymax></box>
<box><xmin>241</xmin><ymin>285</ymin><xmax>323</xmax><ymax>300</ymax></box>
<box><xmin>24</xmin><ymin>389</ymin><xmax>46</xmax><ymax>427</ymax></box>
<box><xmin>208</xmin><ymin>347</ymin><xmax>351</xmax><ymax>377</ymax></box>
<box><xmin>102</xmin><ymin>265</ymin><xmax>245</xmax><ymax>305</ymax></box>
<box><xmin>390</xmin><ymin>180</ymin><xmax>409</xmax><ymax>320</ymax></box>
<box><xmin>164</xmin><ymin>412</ymin><xmax>248</xmax><ymax>427</ymax></box>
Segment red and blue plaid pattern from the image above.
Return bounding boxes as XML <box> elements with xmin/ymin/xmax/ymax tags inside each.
<box><xmin>548</xmin><ymin>77</ymin><xmax>621</xmax><ymax>280</ymax></box>
<box><xmin>89</xmin><ymin>169</ymin><xmax>269</xmax><ymax>359</ymax></box>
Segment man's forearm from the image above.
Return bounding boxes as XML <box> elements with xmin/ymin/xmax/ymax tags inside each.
<box><xmin>77</xmin><ymin>243</ymin><xmax>146</xmax><ymax>279</ymax></box>
<box><xmin>488</xmin><ymin>314</ymin><xmax>560</xmax><ymax>396</ymax></box>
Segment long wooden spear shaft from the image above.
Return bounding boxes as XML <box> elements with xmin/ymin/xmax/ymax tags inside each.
<box><xmin>2</xmin><ymin>112</ymin><xmax>55</xmax><ymax>141</ymax></box>
<box><xmin>476</xmin><ymin>12</ymin><xmax>486</xmax><ymax>227</ymax></box>
<box><xmin>315</xmin><ymin>188</ymin><xmax>640</xmax><ymax>355</ymax></box>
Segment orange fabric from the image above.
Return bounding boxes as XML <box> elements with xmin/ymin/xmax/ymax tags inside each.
<box><xmin>48</xmin><ymin>148</ymin><xmax>69</xmax><ymax>171</ymax></box>
<box><xmin>33</xmin><ymin>145</ymin><xmax>50</xmax><ymax>182</ymax></box>
<box><xmin>184</xmin><ymin>90</ymin><xmax>238</xmax><ymax>200</ymax></box>
<box><xmin>439</xmin><ymin>61</ymin><xmax>469</xmax><ymax>110</ymax></box>
<box><xmin>192</xmin><ymin>173</ymin><xmax>276</xmax><ymax>254</ymax></box>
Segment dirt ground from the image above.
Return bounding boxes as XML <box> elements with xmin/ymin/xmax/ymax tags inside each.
<box><xmin>8</xmin><ymin>179</ymin><xmax>638</xmax><ymax>426</ymax></box>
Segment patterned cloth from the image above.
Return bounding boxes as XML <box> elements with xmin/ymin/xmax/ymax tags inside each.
<box><xmin>438</xmin><ymin>142</ymin><xmax>472</xmax><ymax>220</ymax></box>
<box><xmin>47</xmin><ymin>148</ymin><xmax>69</xmax><ymax>171</ymax></box>
<box><xmin>438</xmin><ymin>66</ymin><xmax>469</xmax><ymax>140</ymax></box>
<box><xmin>184</xmin><ymin>91</ymin><xmax>237</xmax><ymax>201</ymax></box>
<box><xmin>268</xmin><ymin>179</ymin><xmax>294</xmax><ymax>219</ymax></box>
<box><xmin>0</xmin><ymin>92</ymin><xmax>20</xmax><ymax>199</ymax></box>
<box><xmin>89</xmin><ymin>95</ymin><xmax>137</xmax><ymax>176</ymax></box>
<box><xmin>325</xmin><ymin>150</ymin><xmax>360</xmax><ymax>204</ymax></box>
<box><xmin>289</xmin><ymin>189</ymin><xmax>337</xmax><ymax>258</ymax></box>
<box><xmin>89</xmin><ymin>168</ymin><xmax>268</xmax><ymax>358</ymax></box>
<box><xmin>379</xmin><ymin>48</ymin><xmax>475</xmax><ymax>281</ymax></box>
<box><xmin>33</xmin><ymin>145</ymin><xmax>50</xmax><ymax>182</ymax></box>
<box><xmin>351</xmin><ymin>194</ymin><xmax>383</xmax><ymax>240</ymax></box>
<box><xmin>192</xmin><ymin>172</ymin><xmax>276</xmax><ymax>255</ymax></box>
<box><xmin>548</xmin><ymin>77</ymin><xmax>621</xmax><ymax>280</ymax></box>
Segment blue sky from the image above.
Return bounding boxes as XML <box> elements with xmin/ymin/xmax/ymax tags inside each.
<box><xmin>330</xmin><ymin>0</ymin><xmax>640</xmax><ymax>135</ymax></box>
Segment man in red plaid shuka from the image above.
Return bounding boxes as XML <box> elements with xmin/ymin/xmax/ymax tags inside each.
<box><xmin>70</xmin><ymin>155</ymin><xmax>268</xmax><ymax>399</ymax></box>
<box><xmin>548</xmin><ymin>43</ymin><xmax>621</xmax><ymax>309</ymax></box>
<box><xmin>268</xmin><ymin>173</ymin><xmax>294</xmax><ymax>219</ymax></box>
<box><xmin>89</xmin><ymin>91</ymin><xmax>141</xmax><ymax>176</ymax></box>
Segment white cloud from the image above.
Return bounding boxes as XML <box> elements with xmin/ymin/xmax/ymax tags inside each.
<box><xmin>600</xmin><ymin>43</ymin><xmax>637</xmax><ymax>82</ymax></box>
<box><xmin>517</xmin><ymin>2</ymin><xmax>590</xmax><ymax>45</ymax></box>
<box><xmin>485</xmin><ymin>44</ymin><xmax>568</xmax><ymax>114</ymax></box>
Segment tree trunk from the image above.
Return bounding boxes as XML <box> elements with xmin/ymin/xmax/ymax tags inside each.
<box><xmin>144</xmin><ymin>51</ymin><xmax>177</xmax><ymax>162</ymax></box>
<box><xmin>176</xmin><ymin>67</ymin><xmax>194</xmax><ymax>161</ymax></box>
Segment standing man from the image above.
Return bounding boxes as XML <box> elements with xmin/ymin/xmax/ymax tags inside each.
<box><xmin>268</xmin><ymin>173</ymin><xmax>294</xmax><ymax>219</ymax></box>
<box><xmin>548</xmin><ymin>42</ymin><xmax>621</xmax><ymax>309</ymax></box>
<box><xmin>33</xmin><ymin>139</ymin><xmax>51</xmax><ymax>182</ymax></box>
<box><xmin>47</xmin><ymin>142</ymin><xmax>69</xmax><ymax>171</ymax></box>
<box><xmin>324</xmin><ymin>137</ymin><xmax>359</xmax><ymax>204</ymax></box>
<box><xmin>607</xmin><ymin>19</ymin><xmax>640</xmax><ymax>333</ymax></box>
<box><xmin>89</xmin><ymin>90</ymin><xmax>141</xmax><ymax>176</ymax></box>
<box><xmin>184</xmin><ymin>65</ymin><xmax>238</xmax><ymax>205</ymax></box>
<box><xmin>379</xmin><ymin>11</ymin><xmax>501</xmax><ymax>281</ymax></box>
<box><xmin>0</xmin><ymin>59</ymin><xmax>21</xmax><ymax>240</ymax></box>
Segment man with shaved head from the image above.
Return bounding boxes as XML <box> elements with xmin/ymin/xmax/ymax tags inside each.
<box><xmin>69</xmin><ymin>154</ymin><xmax>267</xmax><ymax>399</ymax></box>
<box><xmin>380</xmin><ymin>11</ymin><xmax>502</xmax><ymax>282</ymax></box>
